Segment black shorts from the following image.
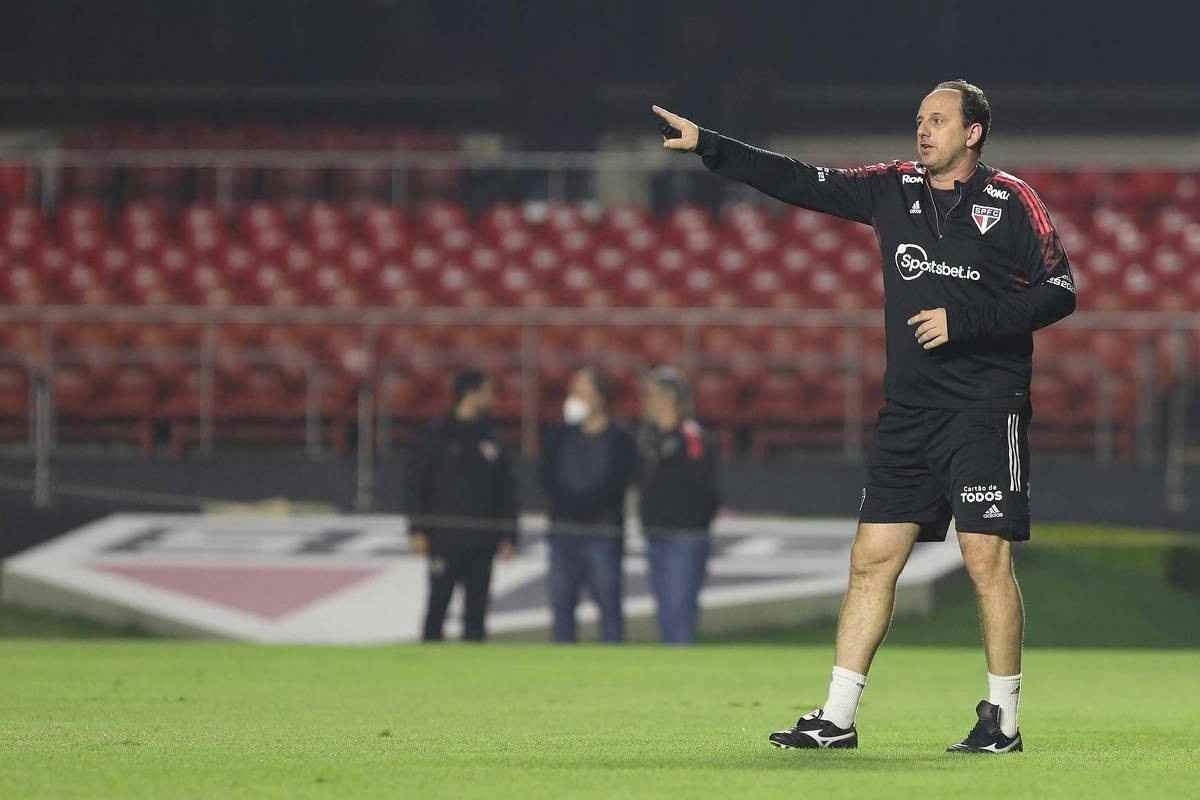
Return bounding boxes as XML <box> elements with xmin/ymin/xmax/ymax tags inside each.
<box><xmin>859</xmin><ymin>401</ymin><xmax>1031</xmax><ymax>542</ymax></box>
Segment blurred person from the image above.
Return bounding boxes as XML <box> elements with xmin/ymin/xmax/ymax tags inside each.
<box><xmin>541</xmin><ymin>366</ymin><xmax>637</xmax><ymax>643</ymax></box>
<box><xmin>408</xmin><ymin>370</ymin><xmax>517</xmax><ymax>642</ymax></box>
<box><xmin>656</xmin><ymin>79</ymin><xmax>1076</xmax><ymax>753</ymax></box>
<box><xmin>637</xmin><ymin>367</ymin><xmax>720</xmax><ymax>645</ymax></box>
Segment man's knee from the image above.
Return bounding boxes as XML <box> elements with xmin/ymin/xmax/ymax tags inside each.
<box><xmin>959</xmin><ymin>532</ymin><xmax>1014</xmax><ymax>590</ymax></box>
<box><xmin>848</xmin><ymin>524</ymin><xmax>917</xmax><ymax>584</ymax></box>
<box><xmin>849</xmin><ymin>553</ymin><xmax>901</xmax><ymax>585</ymax></box>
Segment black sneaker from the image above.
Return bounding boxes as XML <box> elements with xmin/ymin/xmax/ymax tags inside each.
<box><xmin>769</xmin><ymin>708</ymin><xmax>858</xmax><ymax>749</ymax></box>
<box><xmin>946</xmin><ymin>700</ymin><xmax>1023</xmax><ymax>753</ymax></box>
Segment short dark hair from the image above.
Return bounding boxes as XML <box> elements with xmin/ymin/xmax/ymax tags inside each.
<box><xmin>645</xmin><ymin>365</ymin><xmax>693</xmax><ymax>418</ymax></box>
<box><xmin>577</xmin><ymin>365</ymin><xmax>615</xmax><ymax>410</ymax></box>
<box><xmin>934</xmin><ymin>79</ymin><xmax>991</xmax><ymax>152</ymax></box>
<box><xmin>452</xmin><ymin>369</ymin><xmax>487</xmax><ymax>405</ymax></box>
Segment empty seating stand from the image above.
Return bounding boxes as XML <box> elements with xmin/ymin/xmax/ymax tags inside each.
<box><xmin>1</xmin><ymin>150</ymin><xmax>1197</xmax><ymax>457</ymax></box>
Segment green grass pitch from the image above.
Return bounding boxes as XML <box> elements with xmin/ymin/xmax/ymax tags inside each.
<box><xmin>3</xmin><ymin>642</ymin><xmax>1198</xmax><ymax>798</ymax></box>
<box><xmin>3</xmin><ymin>523</ymin><xmax>1198</xmax><ymax>798</ymax></box>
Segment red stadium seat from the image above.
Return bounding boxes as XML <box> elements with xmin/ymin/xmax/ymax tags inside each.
<box><xmin>60</xmin><ymin>166</ymin><xmax>116</xmax><ymax>203</ymax></box>
<box><xmin>637</xmin><ymin>326</ymin><xmax>687</xmax><ymax>365</ymax></box>
<box><xmin>0</xmin><ymin>363</ymin><xmax>30</xmax><ymax>441</ymax></box>
<box><xmin>487</xmin><ymin>369</ymin><xmax>526</xmax><ymax>423</ymax></box>
<box><xmin>693</xmin><ymin>369</ymin><xmax>745</xmax><ymax>445</ymax></box>
<box><xmin>556</xmin><ymin>228</ymin><xmax>594</xmax><ymax>259</ymax></box>
<box><xmin>615</xmin><ymin>265</ymin><xmax>658</xmax><ymax>306</ymax></box>
<box><xmin>51</xmin><ymin>365</ymin><xmax>97</xmax><ymax>418</ymax></box>
<box><xmin>331</xmin><ymin>166</ymin><xmax>392</xmax><ymax>206</ymax></box>
<box><xmin>602</xmin><ymin>205</ymin><xmax>651</xmax><ymax>233</ymax></box>
<box><xmin>416</xmin><ymin>201</ymin><xmax>469</xmax><ymax>236</ymax></box>
<box><xmin>667</xmin><ymin>205</ymin><xmax>712</xmax><ymax>234</ymax></box>
<box><xmin>0</xmin><ymin>263</ymin><xmax>46</xmax><ymax>305</ymax></box>
<box><xmin>747</xmin><ymin>370</ymin><xmax>847</xmax><ymax>457</ymax></box>
<box><xmin>622</xmin><ymin>226</ymin><xmax>661</xmax><ymax>256</ymax></box>
<box><xmin>126</xmin><ymin>166</ymin><xmax>188</xmax><ymax>206</ymax></box>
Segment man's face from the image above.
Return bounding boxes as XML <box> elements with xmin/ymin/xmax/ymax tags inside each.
<box><xmin>642</xmin><ymin>382</ymin><xmax>673</xmax><ymax>426</ymax></box>
<box><xmin>460</xmin><ymin>379</ymin><xmax>494</xmax><ymax>416</ymax></box>
<box><xmin>568</xmin><ymin>370</ymin><xmax>601</xmax><ymax>416</ymax></box>
<box><xmin>916</xmin><ymin>89</ymin><xmax>972</xmax><ymax>173</ymax></box>
<box><xmin>473</xmin><ymin>379</ymin><xmax>494</xmax><ymax>415</ymax></box>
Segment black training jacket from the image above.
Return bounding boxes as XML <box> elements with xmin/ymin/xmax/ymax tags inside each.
<box><xmin>541</xmin><ymin>423</ymin><xmax>638</xmax><ymax>537</ymax></box>
<box><xmin>636</xmin><ymin>420</ymin><xmax>720</xmax><ymax>537</ymax></box>
<box><xmin>695</xmin><ymin>128</ymin><xmax>1078</xmax><ymax>411</ymax></box>
<box><xmin>408</xmin><ymin>416</ymin><xmax>518</xmax><ymax>550</ymax></box>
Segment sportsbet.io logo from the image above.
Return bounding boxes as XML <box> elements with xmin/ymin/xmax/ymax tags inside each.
<box><xmin>894</xmin><ymin>243</ymin><xmax>982</xmax><ymax>283</ymax></box>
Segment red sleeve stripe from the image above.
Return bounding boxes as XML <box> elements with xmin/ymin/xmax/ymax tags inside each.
<box><xmin>992</xmin><ymin>173</ymin><xmax>1051</xmax><ymax>234</ymax></box>
<box><xmin>841</xmin><ymin>162</ymin><xmax>891</xmax><ymax>176</ymax></box>
<box><xmin>842</xmin><ymin>160</ymin><xmax>916</xmax><ymax>177</ymax></box>
<box><xmin>991</xmin><ymin>172</ymin><xmax>1053</xmax><ymax>237</ymax></box>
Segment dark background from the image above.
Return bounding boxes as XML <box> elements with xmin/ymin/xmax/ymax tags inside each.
<box><xmin>2</xmin><ymin>1</ymin><xmax>1195</xmax><ymax>141</ymax></box>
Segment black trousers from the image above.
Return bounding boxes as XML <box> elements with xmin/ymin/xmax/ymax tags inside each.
<box><xmin>422</xmin><ymin>545</ymin><xmax>497</xmax><ymax>642</ymax></box>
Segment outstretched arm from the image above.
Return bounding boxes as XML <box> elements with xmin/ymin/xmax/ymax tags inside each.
<box><xmin>653</xmin><ymin>104</ymin><xmax>876</xmax><ymax>224</ymax></box>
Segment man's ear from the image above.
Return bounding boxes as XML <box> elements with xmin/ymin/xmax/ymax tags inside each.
<box><xmin>965</xmin><ymin>122</ymin><xmax>983</xmax><ymax>150</ymax></box>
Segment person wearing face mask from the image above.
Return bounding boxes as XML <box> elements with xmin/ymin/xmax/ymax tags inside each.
<box><xmin>636</xmin><ymin>367</ymin><xmax>720</xmax><ymax>645</ymax></box>
<box><xmin>408</xmin><ymin>369</ymin><xmax>518</xmax><ymax>642</ymax></box>
<box><xmin>540</xmin><ymin>365</ymin><xmax>638</xmax><ymax>643</ymax></box>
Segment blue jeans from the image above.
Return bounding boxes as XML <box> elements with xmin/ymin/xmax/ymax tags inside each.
<box><xmin>547</xmin><ymin>534</ymin><xmax>624</xmax><ymax>643</ymax></box>
<box><xmin>646</xmin><ymin>534</ymin><xmax>710</xmax><ymax>644</ymax></box>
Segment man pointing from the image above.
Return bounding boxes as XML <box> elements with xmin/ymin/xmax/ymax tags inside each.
<box><xmin>655</xmin><ymin>80</ymin><xmax>1076</xmax><ymax>754</ymax></box>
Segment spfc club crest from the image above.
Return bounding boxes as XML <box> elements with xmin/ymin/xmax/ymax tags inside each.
<box><xmin>971</xmin><ymin>204</ymin><xmax>1002</xmax><ymax>235</ymax></box>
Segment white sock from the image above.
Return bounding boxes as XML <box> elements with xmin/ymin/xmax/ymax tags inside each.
<box><xmin>988</xmin><ymin>672</ymin><xmax>1022</xmax><ymax>737</ymax></box>
<box><xmin>822</xmin><ymin>666</ymin><xmax>867</xmax><ymax>729</ymax></box>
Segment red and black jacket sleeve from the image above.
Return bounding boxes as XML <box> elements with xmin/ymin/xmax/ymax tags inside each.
<box><xmin>695</xmin><ymin>127</ymin><xmax>876</xmax><ymax>224</ymax></box>
<box><xmin>947</xmin><ymin>183</ymin><xmax>1078</xmax><ymax>342</ymax></box>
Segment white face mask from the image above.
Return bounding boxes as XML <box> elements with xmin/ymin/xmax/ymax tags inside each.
<box><xmin>562</xmin><ymin>396</ymin><xmax>590</xmax><ymax>426</ymax></box>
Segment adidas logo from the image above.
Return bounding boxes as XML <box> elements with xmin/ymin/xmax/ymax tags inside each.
<box><xmin>983</xmin><ymin>504</ymin><xmax>1004</xmax><ymax>519</ymax></box>
<box><xmin>909</xmin><ymin>200</ymin><xmax>922</xmax><ymax>214</ymax></box>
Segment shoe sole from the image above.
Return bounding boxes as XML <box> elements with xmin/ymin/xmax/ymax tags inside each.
<box><xmin>946</xmin><ymin>741</ymin><xmax>1023</xmax><ymax>754</ymax></box>
<box><xmin>770</xmin><ymin>739</ymin><xmax>858</xmax><ymax>750</ymax></box>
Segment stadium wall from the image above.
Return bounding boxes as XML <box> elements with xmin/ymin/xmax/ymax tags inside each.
<box><xmin>1</xmin><ymin>453</ymin><xmax>1194</xmax><ymax>562</ymax></box>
